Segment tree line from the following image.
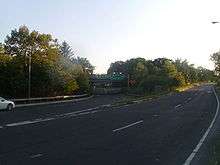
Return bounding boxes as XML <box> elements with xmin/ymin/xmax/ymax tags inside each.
<box><xmin>0</xmin><ymin>26</ymin><xmax>216</xmax><ymax>98</ymax></box>
<box><xmin>211</xmin><ymin>50</ymin><xmax>220</xmax><ymax>86</ymax></box>
<box><xmin>107</xmin><ymin>57</ymin><xmax>215</xmax><ymax>93</ymax></box>
<box><xmin>0</xmin><ymin>26</ymin><xmax>94</xmax><ymax>98</ymax></box>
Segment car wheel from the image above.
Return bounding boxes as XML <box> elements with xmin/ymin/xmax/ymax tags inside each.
<box><xmin>7</xmin><ymin>104</ymin><xmax>13</xmax><ymax>111</ymax></box>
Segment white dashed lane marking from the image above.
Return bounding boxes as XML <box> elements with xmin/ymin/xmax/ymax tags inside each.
<box><xmin>30</xmin><ymin>154</ymin><xmax>43</xmax><ymax>159</ymax></box>
<box><xmin>0</xmin><ymin>104</ymin><xmax>112</xmax><ymax>128</ymax></box>
<box><xmin>113</xmin><ymin>120</ymin><xmax>143</xmax><ymax>132</ymax></box>
<box><xmin>175</xmin><ymin>104</ymin><xmax>182</xmax><ymax>108</ymax></box>
<box><xmin>5</xmin><ymin>118</ymin><xmax>55</xmax><ymax>127</ymax></box>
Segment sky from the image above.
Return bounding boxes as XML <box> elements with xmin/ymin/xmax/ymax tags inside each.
<box><xmin>1</xmin><ymin>0</ymin><xmax>220</xmax><ymax>73</ymax></box>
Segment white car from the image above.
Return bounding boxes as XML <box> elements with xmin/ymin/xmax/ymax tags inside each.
<box><xmin>0</xmin><ymin>97</ymin><xmax>15</xmax><ymax>111</ymax></box>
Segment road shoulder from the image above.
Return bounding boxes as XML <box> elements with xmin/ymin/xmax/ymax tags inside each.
<box><xmin>190</xmin><ymin>86</ymin><xmax>220</xmax><ymax>165</ymax></box>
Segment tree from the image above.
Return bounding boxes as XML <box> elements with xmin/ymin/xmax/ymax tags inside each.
<box><xmin>60</xmin><ymin>41</ymin><xmax>74</xmax><ymax>60</ymax></box>
<box><xmin>173</xmin><ymin>72</ymin><xmax>186</xmax><ymax>87</ymax></box>
<box><xmin>0</xmin><ymin>43</ymin><xmax>4</xmax><ymax>54</ymax></box>
<box><xmin>72</xmin><ymin>57</ymin><xmax>95</xmax><ymax>75</ymax></box>
<box><xmin>64</xmin><ymin>79</ymin><xmax>79</xmax><ymax>95</ymax></box>
<box><xmin>107</xmin><ymin>61</ymin><xmax>126</xmax><ymax>75</ymax></box>
<box><xmin>211</xmin><ymin>50</ymin><xmax>220</xmax><ymax>75</ymax></box>
<box><xmin>0</xmin><ymin>25</ymin><xmax>94</xmax><ymax>98</ymax></box>
<box><xmin>76</xmin><ymin>72</ymin><xmax>90</xmax><ymax>93</ymax></box>
<box><xmin>107</xmin><ymin>57</ymin><xmax>213</xmax><ymax>94</ymax></box>
<box><xmin>153</xmin><ymin>58</ymin><xmax>178</xmax><ymax>78</ymax></box>
<box><xmin>4</xmin><ymin>26</ymin><xmax>61</xmax><ymax>97</ymax></box>
<box><xmin>126</xmin><ymin>58</ymin><xmax>149</xmax><ymax>82</ymax></box>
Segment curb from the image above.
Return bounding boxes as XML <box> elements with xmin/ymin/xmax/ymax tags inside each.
<box><xmin>16</xmin><ymin>95</ymin><xmax>94</xmax><ymax>108</ymax></box>
<box><xmin>183</xmin><ymin>86</ymin><xmax>220</xmax><ymax>165</ymax></box>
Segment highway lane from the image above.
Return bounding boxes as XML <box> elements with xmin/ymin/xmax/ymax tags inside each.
<box><xmin>0</xmin><ymin>94</ymin><xmax>123</xmax><ymax>125</ymax></box>
<box><xmin>0</xmin><ymin>85</ymin><xmax>217</xmax><ymax>165</ymax></box>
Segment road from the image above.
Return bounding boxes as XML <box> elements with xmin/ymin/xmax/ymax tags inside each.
<box><xmin>0</xmin><ymin>85</ymin><xmax>217</xmax><ymax>165</ymax></box>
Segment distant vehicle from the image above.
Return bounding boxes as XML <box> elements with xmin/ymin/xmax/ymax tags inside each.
<box><xmin>0</xmin><ymin>97</ymin><xmax>15</xmax><ymax>111</ymax></box>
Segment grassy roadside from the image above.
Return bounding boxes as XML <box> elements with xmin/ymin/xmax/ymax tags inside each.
<box><xmin>111</xmin><ymin>91</ymin><xmax>171</xmax><ymax>107</ymax></box>
<box><xmin>175</xmin><ymin>83</ymin><xmax>199</xmax><ymax>92</ymax></box>
<box><xmin>209</xmin><ymin>139</ymin><xmax>220</xmax><ymax>165</ymax></box>
<box><xmin>208</xmin><ymin>86</ymin><xmax>220</xmax><ymax>165</ymax></box>
<box><xmin>111</xmin><ymin>84</ymin><xmax>196</xmax><ymax>107</ymax></box>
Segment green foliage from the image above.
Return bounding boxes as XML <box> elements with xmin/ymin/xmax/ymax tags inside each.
<box><xmin>108</xmin><ymin>57</ymin><xmax>213</xmax><ymax>94</ymax></box>
<box><xmin>107</xmin><ymin>61</ymin><xmax>126</xmax><ymax>75</ymax></box>
<box><xmin>64</xmin><ymin>79</ymin><xmax>79</xmax><ymax>95</ymax></box>
<box><xmin>217</xmin><ymin>79</ymin><xmax>220</xmax><ymax>86</ymax></box>
<box><xmin>76</xmin><ymin>72</ymin><xmax>90</xmax><ymax>93</ymax></box>
<box><xmin>60</xmin><ymin>41</ymin><xmax>74</xmax><ymax>59</ymax></box>
<box><xmin>211</xmin><ymin>51</ymin><xmax>220</xmax><ymax>75</ymax></box>
<box><xmin>173</xmin><ymin>72</ymin><xmax>186</xmax><ymax>87</ymax></box>
<box><xmin>139</xmin><ymin>75</ymin><xmax>170</xmax><ymax>93</ymax></box>
<box><xmin>0</xmin><ymin>26</ymin><xmax>93</xmax><ymax>98</ymax></box>
<box><xmin>71</xmin><ymin>56</ymin><xmax>95</xmax><ymax>75</ymax></box>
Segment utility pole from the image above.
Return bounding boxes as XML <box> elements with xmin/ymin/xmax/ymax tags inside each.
<box><xmin>28</xmin><ymin>54</ymin><xmax>31</xmax><ymax>99</ymax></box>
<box><xmin>127</xmin><ymin>74</ymin><xmax>130</xmax><ymax>89</ymax></box>
<box><xmin>211</xmin><ymin>21</ymin><xmax>220</xmax><ymax>24</ymax></box>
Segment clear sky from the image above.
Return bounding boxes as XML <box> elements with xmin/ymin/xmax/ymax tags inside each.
<box><xmin>1</xmin><ymin>0</ymin><xmax>220</xmax><ymax>73</ymax></box>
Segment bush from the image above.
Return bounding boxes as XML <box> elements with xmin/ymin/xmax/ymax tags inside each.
<box><xmin>76</xmin><ymin>72</ymin><xmax>90</xmax><ymax>94</ymax></box>
<box><xmin>138</xmin><ymin>75</ymin><xmax>171</xmax><ymax>93</ymax></box>
<box><xmin>217</xmin><ymin>79</ymin><xmax>220</xmax><ymax>86</ymax></box>
<box><xmin>127</xmin><ymin>87</ymin><xmax>145</xmax><ymax>95</ymax></box>
<box><xmin>64</xmin><ymin>79</ymin><xmax>79</xmax><ymax>95</ymax></box>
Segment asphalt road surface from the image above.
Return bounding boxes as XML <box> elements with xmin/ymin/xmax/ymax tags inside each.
<box><xmin>0</xmin><ymin>85</ymin><xmax>217</xmax><ymax>165</ymax></box>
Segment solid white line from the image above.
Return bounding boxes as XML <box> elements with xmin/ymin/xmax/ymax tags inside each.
<box><xmin>36</xmin><ymin>118</ymin><xmax>54</xmax><ymax>122</ymax></box>
<box><xmin>5</xmin><ymin>118</ymin><xmax>55</xmax><ymax>127</ymax></box>
<box><xmin>4</xmin><ymin>104</ymin><xmax>112</xmax><ymax>128</ymax></box>
<box><xmin>183</xmin><ymin>86</ymin><xmax>219</xmax><ymax>165</ymax></box>
<box><xmin>113</xmin><ymin>120</ymin><xmax>143</xmax><ymax>132</ymax></box>
<box><xmin>77</xmin><ymin>112</ymin><xmax>90</xmax><ymax>115</ymax></box>
<box><xmin>6</xmin><ymin>121</ymin><xmax>34</xmax><ymax>127</ymax></box>
<box><xmin>30</xmin><ymin>154</ymin><xmax>43</xmax><ymax>158</ymax></box>
<box><xmin>91</xmin><ymin>110</ymin><xmax>98</xmax><ymax>113</ymax></box>
<box><xmin>4</xmin><ymin>106</ymin><xmax>102</xmax><ymax>128</ymax></box>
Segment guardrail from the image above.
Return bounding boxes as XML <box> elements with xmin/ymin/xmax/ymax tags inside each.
<box><xmin>11</xmin><ymin>94</ymin><xmax>89</xmax><ymax>104</ymax></box>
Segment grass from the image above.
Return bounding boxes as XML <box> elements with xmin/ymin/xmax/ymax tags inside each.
<box><xmin>111</xmin><ymin>83</ymin><xmax>198</xmax><ymax>107</ymax></box>
<box><xmin>111</xmin><ymin>90</ymin><xmax>171</xmax><ymax>107</ymax></box>
<box><xmin>174</xmin><ymin>83</ymin><xmax>202</xmax><ymax>92</ymax></box>
<box><xmin>175</xmin><ymin>84</ymin><xmax>194</xmax><ymax>92</ymax></box>
<box><xmin>209</xmin><ymin>139</ymin><xmax>220</xmax><ymax>165</ymax></box>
